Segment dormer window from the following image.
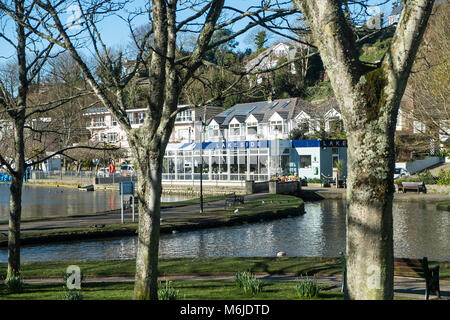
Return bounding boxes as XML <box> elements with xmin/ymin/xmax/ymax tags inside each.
<box><xmin>247</xmin><ymin>122</ymin><xmax>258</xmax><ymax>135</ymax></box>
<box><xmin>230</xmin><ymin>123</ymin><xmax>241</xmax><ymax>136</ymax></box>
<box><xmin>270</xmin><ymin>120</ymin><xmax>283</xmax><ymax>134</ymax></box>
<box><xmin>208</xmin><ymin>124</ymin><xmax>220</xmax><ymax>137</ymax></box>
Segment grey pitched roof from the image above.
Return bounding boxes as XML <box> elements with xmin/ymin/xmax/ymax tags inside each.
<box><xmin>251</xmin><ymin>113</ymin><xmax>265</xmax><ymax>122</ymax></box>
<box><xmin>212</xmin><ymin>98</ymin><xmax>299</xmax><ymax>126</ymax></box>
<box><xmin>276</xmin><ymin>111</ymin><xmax>290</xmax><ymax>120</ymax></box>
<box><xmin>231</xmin><ymin>115</ymin><xmax>247</xmax><ymax>123</ymax></box>
<box><xmin>83</xmin><ymin>107</ymin><xmax>109</xmax><ymax>115</ymax></box>
<box><xmin>292</xmin><ymin>99</ymin><xmax>317</xmax><ymax>118</ymax></box>
<box><xmin>312</xmin><ymin>98</ymin><xmax>340</xmax><ymax>118</ymax></box>
<box><xmin>193</xmin><ymin>106</ymin><xmax>223</xmax><ymax>122</ymax></box>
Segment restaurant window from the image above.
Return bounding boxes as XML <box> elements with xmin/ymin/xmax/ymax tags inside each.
<box><xmin>300</xmin><ymin>155</ymin><xmax>312</xmax><ymax>168</ymax></box>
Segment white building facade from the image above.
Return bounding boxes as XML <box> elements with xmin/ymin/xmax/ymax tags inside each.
<box><xmin>163</xmin><ymin>98</ymin><xmax>348</xmax><ymax>184</ymax></box>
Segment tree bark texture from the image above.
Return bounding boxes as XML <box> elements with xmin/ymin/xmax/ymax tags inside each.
<box><xmin>7</xmin><ymin>0</ymin><xmax>27</xmax><ymax>278</ymax></box>
<box><xmin>293</xmin><ymin>0</ymin><xmax>435</xmax><ymax>299</ymax></box>
<box><xmin>133</xmin><ymin>150</ymin><xmax>163</xmax><ymax>299</ymax></box>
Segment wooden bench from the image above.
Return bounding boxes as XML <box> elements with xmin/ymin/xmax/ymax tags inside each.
<box><xmin>224</xmin><ymin>192</ymin><xmax>244</xmax><ymax>207</ymax></box>
<box><xmin>340</xmin><ymin>253</ymin><xmax>440</xmax><ymax>299</ymax></box>
<box><xmin>397</xmin><ymin>181</ymin><xmax>427</xmax><ymax>193</ymax></box>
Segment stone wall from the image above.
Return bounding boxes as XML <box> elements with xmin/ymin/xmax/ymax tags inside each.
<box><xmin>245</xmin><ymin>181</ymin><xmax>269</xmax><ymax>194</ymax></box>
<box><xmin>269</xmin><ymin>181</ymin><xmax>301</xmax><ymax>194</ymax></box>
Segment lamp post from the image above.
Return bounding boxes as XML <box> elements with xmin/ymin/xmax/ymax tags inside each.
<box><xmin>59</xmin><ymin>138</ymin><xmax>63</xmax><ymax>181</ymax></box>
<box><xmin>199</xmin><ymin>117</ymin><xmax>205</xmax><ymax>214</ymax></box>
<box><xmin>274</xmin><ymin>125</ymin><xmax>280</xmax><ymax>177</ymax></box>
<box><xmin>101</xmin><ymin>133</ymin><xmax>107</xmax><ymax>171</ymax></box>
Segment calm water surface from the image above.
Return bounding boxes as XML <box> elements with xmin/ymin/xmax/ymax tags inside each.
<box><xmin>0</xmin><ymin>199</ymin><xmax>448</xmax><ymax>262</ymax></box>
<box><xmin>0</xmin><ymin>184</ymin><xmax>191</xmax><ymax>219</ymax></box>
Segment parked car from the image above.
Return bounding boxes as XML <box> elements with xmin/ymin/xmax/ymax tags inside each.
<box><xmin>394</xmin><ymin>168</ymin><xmax>410</xmax><ymax>179</ymax></box>
<box><xmin>120</xmin><ymin>164</ymin><xmax>135</xmax><ymax>176</ymax></box>
<box><xmin>97</xmin><ymin>167</ymin><xmax>110</xmax><ymax>177</ymax></box>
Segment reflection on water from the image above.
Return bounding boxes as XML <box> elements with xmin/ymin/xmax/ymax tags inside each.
<box><xmin>0</xmin><ymin>199</ymin><xmax>448</xmax><ymax>262</ymax></box>
<box><xmin>0</xmin><ymin>184</ymin><xmax>192</xmax><ymax>219</ymax></box>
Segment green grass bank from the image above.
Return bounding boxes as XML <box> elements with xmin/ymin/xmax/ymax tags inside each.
<box><xmin>1</xmin><ymin>257</ymin><xmax>448</xmax><ymax>280</ymax></box>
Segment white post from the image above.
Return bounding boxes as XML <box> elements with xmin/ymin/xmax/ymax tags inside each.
<box><xmin>132</xmin><ymin>195</ymin><xmax>135</xmax><ymax>222</ymax></box>
<box><xmin>120</xmin><ymin>184</ymin><xmax>124</xmax><ymax>224</ymax></box>
<box><xmin>247</xmin><ymin>149</ymin><xmax>250</xmax><ymax>181</ymax></box>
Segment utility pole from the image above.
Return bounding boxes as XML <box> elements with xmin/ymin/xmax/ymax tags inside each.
<box><xmin>199</xmin><ymin>117</ymin><xmax>204</xmax><ymax>214</ymax></box>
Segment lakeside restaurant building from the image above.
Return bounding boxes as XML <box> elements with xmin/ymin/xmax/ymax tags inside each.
<box><xmin>162</xmin><ymin>139</ymin><xmax>347</xmax><ymax>184</ymax></box>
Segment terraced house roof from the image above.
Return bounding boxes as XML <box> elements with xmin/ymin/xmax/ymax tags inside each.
<box><xmin>211</xmin><ymin>98</ymin><xmax>302</xmax><ymax>127</ymax></box>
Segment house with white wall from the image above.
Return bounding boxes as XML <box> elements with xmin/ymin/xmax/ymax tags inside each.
<box><xmin>84</xmin><ymin>105</ymin><xmax>223</xmax><ymax>158</ymax></box>
<box><xmin>245</xmin><ymin>42</ymin><xmax>304</xmax><ymax>86</ymax></box>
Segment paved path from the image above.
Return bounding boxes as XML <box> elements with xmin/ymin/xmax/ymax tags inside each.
<box><xmin>16</xmin><ymin>273</ymin><xmax>449</xmax><ymax>300</ymax></box>
<box><xmin>0</xmin><ymin>193</ymin><xmax>272</xmax><ymax>233</ymax></box>
<box><xmin>301</xmin><ymin>185</ymin><xmax>450</xmax><ymax>200</ymax></box>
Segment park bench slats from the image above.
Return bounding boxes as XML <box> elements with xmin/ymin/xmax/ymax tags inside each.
<box><xmin>340</xmin><ymin>253</ymin><xmax>441</xmax><ymax>300</ymax></box>
<box><xmin>397</xmin><ymin>182</ymin><xmax>427</xmax><ymax>194</ymax></box>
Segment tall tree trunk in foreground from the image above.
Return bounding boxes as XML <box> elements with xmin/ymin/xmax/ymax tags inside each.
<box><xmin>6</xmin><ymin>1</ymin><xmax>27</xmax><ymax>277</ymax></box>
<box><xmin>293</xmin><ymin>0</ymin><xmax>435</xmax><ymax>299</ymax></box>
<box><xmin>8</xmin><ymin>156</ymin><xmax>24</xmax><ymax>278</ymax></box>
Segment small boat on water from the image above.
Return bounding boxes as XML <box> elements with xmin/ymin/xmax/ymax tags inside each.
<box><xmin>78</xmin><ymin>184</ymin><xmax>94</xmax><ymax>192</ymax></box>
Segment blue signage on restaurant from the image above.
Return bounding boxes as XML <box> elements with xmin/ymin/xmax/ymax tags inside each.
<box><xmin>320</xmin><ymin>139</ymin><xmax>347</xmax><ymax>148</ymax></box>
<box><xmin>202</xmin><ymin>140</ymin><xmax>270</xmax><ymax>150</ymax></box>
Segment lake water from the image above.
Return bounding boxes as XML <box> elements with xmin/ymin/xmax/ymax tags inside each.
<box><xmin>0</xmin><ymin>184</ymin><xmax>192</xmax><ymax>220</ymax></box>
<box><xmin>1</xmin><ymin>199</ymin><xmax>448</xmax><ymax>262</ymax></box>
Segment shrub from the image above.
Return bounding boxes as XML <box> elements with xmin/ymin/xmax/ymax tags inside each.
<box><xmin>415</xmin><ymin>170</ymin><xmax>438</xmax><ymax>184</ymax></box>
<box><xmin>295</xmin><ymin>276</ymin><xmax>320</xmax><ymax>299</ymax></box>
<box><xmin>158</xmin><ymin>280</ymin><xmax>179</xmax><ymax>300</ymax></box>
<box><xmin>235</xmin><ymin>271</ymin><xmax>251</xmax><ymax>288</ymax></box>
<box><xmin>60</xmin><ymin>269</ymin><xmax>84</xmax><ymax>300</ymax></box>
<box><xmin>5</xmin><ymin>275</ymin><xmax>23</xmax><ymax>293</ymax></box>
<box><xmin>437</xmin><ymin>170</ymin><xmax>450</xmax><ymax>186</ymax></box>
<box><xmin>235</xmin><ymin>271</ymin><xmax>263</xmax><ymax>295</ymax></box>
<box><xmin>61</xmin><ymin>290</ymin><xmax>83</xmax><ymax>300</ymax></box>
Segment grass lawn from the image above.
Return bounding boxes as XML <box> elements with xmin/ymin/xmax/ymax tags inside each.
<box><xmin>0</xmin><ymin>280</ymin><xmax>343</xmax><ymax>300</ymax></box>
<box><xmin>0</xmin><ymin>257</ymin><xmax>340</xmax><ymax>279</ymax></box>
<box><xmin>1</xmin><ymin>257</ymin><xmax>448</xmax><ymax>280</ymax></box>
<box><xmin>161</xmin><ymin>195</ymin><xmax>227</xmax><ymax>208</ymax></box>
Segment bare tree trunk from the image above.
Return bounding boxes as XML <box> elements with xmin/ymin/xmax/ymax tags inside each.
<box><xmin>133</xmin><ymin>150</ymin><xmax>163</xmax><ymax>300</ymax></box>
<box><xmin>8</xmin><ymin>119</ymin><xmax>25</xmax><ymax>278</ymax></box>
<box><xmin>345</xmin><ymin>128</ymin><xmax>395</xmax><ymax>299</ymax></box>
<box><xmin>293</xmin><ymin>0</ymin><xmax>435</xmax><ymax>299</ymax></box>
<box><xmin>8</xmin><ymin>175</ymin><xmax>23</xmax><ymax>278</ymax></box>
